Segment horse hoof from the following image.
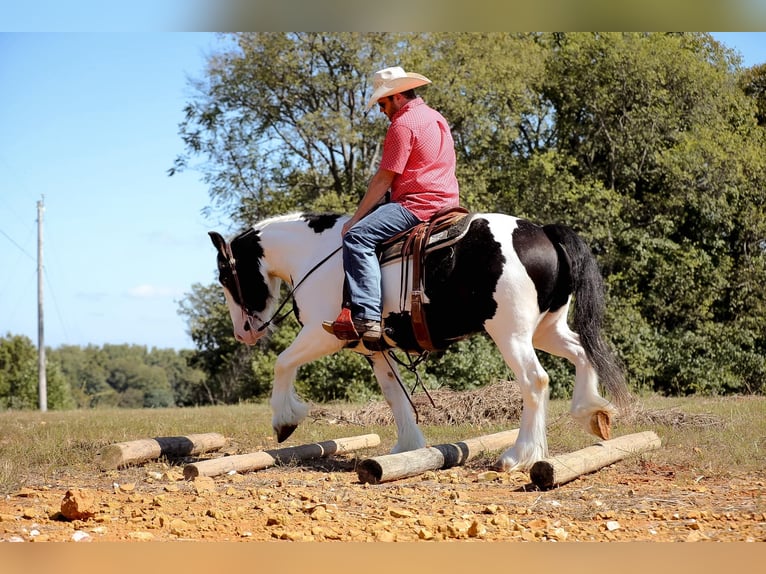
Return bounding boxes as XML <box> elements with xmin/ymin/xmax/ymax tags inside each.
<box><xmin>589</xmin><ymin>410</ymin><xmax>612</xmax><ymax>440</ymax></box>
<box><xmin>275</xmin><ymin>425</ymin><xmax>297</xmax><ymax>443</ymax></box>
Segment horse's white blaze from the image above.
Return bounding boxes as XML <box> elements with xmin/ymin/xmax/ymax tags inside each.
<box><xmin>221</xmin><ymin>286</ymin><xmax>259</xmax><ymax>345</ymax></box>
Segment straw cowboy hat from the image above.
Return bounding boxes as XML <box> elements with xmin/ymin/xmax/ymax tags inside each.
<box><xmin>365</xmin><ymin>66</ymin><xmax>431</xmax><ymax>110</ymax></box>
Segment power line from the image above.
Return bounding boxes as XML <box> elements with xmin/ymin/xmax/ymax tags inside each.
<box><xmin>0</xmin><ymin>227</ymin><xmax>35</xmax><ymax>260</ymax></box>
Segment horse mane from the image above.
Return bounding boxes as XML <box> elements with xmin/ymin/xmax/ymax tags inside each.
<box><xmin>252</xmin><ymin>212</ymin><xmax>309</xmax><ymax>231</ymax></box>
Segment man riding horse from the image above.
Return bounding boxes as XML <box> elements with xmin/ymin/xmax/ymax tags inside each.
<box><xmin>323</xmin><ymin>66</ymin><xmax>460</xmax><ymax>344</ymax></box>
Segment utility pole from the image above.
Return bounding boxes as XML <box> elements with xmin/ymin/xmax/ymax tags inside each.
<box><xmin>37</xmin><ymin>197</ymin><xmax>47</xmax><ymax>412</ymax></box>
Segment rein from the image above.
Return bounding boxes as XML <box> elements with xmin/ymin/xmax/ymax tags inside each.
<box><xmin>257</xmin><ymin>245</ymin><xmax>343</xmax><ymax>332</ymax></box>
<box><xmin>225</xmin><ymin>233</ymin><xmax>342</xmax><ymax>334</ymax></box>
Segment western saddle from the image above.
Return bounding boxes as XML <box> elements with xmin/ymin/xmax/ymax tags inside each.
<box><xmin>378</xmin><ymin>206</ymin><xmax>471</xmax><ymax>352</ymax></box>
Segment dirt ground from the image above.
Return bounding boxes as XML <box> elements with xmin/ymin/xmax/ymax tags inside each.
<box><xmin>1</xmin><ymin>452</ymin><xmax>764</xmax><ymax>542</ymax></box>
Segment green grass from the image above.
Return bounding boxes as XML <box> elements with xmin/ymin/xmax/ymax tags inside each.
<box><xmin>1</xmin><ymin>395</ymin><xmax>763</xmax><ymax>494</ymax></box>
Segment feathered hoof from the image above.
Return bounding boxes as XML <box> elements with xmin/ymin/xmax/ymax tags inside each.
<box><xmin>589</xmin><ymin>410</ymin><xmax>612</xmax><ymax>440</ymax></box>
<box><xmin>275</xmin><ymin>424</ymin><xmax>298</xmax><ymax>443</ymax></box>
<box><xmin>490</xmin><ymin>456</ymin><xmax>523</xmax><ymax>473</ymax></box>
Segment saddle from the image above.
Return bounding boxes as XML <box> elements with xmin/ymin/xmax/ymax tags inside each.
<box><xmin>379</xmin><ymin>206</ymin><xmax>471</xmax><ymax>351</ymax></box>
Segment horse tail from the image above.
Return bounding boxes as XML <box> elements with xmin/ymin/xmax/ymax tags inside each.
<box><xmin>543</xmin><ymin>224</ymin><xmax>630</xmax><ymax>408</ymax></box>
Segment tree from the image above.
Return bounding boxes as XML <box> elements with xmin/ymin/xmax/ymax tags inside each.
<box><xmin>171</xmin><ymin>33</ymin><xmax>410</xmax><ymax>223</ymax></box>
<box><xmin>740</xmin><ymin>63</ymin><xmax>766</xmax><ymax>127</ymax></box>
<box><xmin>534</xmin><ymin>32</ymin><xmax>766</xmax><ymax>394</ymax></box>
<box><xmin>0</xmin><ymin>334</ymin><xmax>75</xmax><ymax>410</ymax></box>
<box><xmin>178</xmin><ymin>283</ymin><xmax>266</xmax><ymax>403</ymax></box>
<box><xmin>50</xmin><ymin>343</ymin><xmax>204</xmax><ymax>408</ymax></box>
<box><xmin>175</xmin><ymin>33</ymin><xmax>766</xmax><ymax>398</ymax></box>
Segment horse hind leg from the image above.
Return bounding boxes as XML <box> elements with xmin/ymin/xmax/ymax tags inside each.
<box><xmin>532</xmin><ymin>307</ymin><xmax>616</xmax><ymax>440</ymax></box>
<box><xmin>486</xmin><ymin>326</ymin><xmax>551</xmax><ymax>472</ymax></box>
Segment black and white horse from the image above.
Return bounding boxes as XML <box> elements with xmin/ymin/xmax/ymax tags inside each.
<box><xmin>209</xmin><ymin>212</ymin><xmax>629</xmax><ymax>471</ymax></box>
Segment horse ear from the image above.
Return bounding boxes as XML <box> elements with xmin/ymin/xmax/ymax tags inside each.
<box><xmin>208</xmin><ymin>231</ymin><xmax>227</xmax><ymax>255</ymax></box>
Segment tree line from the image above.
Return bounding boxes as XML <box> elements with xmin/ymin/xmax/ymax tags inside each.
<box><xmin>0</xmin><ymin>334</ymin><xmax>207</xmax><ymax>410</ymax></box>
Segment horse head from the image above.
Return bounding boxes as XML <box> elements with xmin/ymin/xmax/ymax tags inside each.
<box><xmin>209</xmin><ymin>228</ymin><xmax>280</xmax><ymax>345</ymax></box>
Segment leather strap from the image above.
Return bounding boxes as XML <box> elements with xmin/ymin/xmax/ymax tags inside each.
<box><xmin>408</xmin><ymin>207</ymin><xmax>469</xmax><ymax>352</ymax></box>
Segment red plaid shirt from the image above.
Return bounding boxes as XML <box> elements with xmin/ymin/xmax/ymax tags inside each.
<box><xmin>379</xmin><ymin>98</ymin><xmax>460</xmax><ymax>221</ymax></box>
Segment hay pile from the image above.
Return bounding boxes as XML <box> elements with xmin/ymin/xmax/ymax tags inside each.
<box><xmin>316</xmin><ymin>380</ymin><xmax>523</xmax><ymax>426</ymax></box>
<box><xmin>313</xmin><ymin>380</ymin><xmax>724</xmax><ymax>429</ymax></box>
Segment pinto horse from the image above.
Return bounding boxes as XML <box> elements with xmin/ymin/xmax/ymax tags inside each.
<box><xmin>209</xmin><ymin>211</ymin><xmax>629</xmax><ymax>471</ymax></box>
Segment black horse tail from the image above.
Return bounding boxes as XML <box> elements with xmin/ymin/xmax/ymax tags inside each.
<box><xmin>543</xmin><ymin>224</ymin><xmax>630</xmax><ymax>408</ymax></box>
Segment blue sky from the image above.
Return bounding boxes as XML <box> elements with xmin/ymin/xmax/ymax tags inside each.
<box><xmin>0</xmin><ymin>33</ymin><xmax>223</xmax><ymax>350</ymax></box>
<box><xmin>1</xmin><ymin>32</ymin><xmax>765</xmax><ymax>351</ymax></box>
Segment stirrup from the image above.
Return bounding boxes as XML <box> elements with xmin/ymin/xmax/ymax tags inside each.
<box><xmin>321</xmin><ymin>308</ymin><xmax>360</xmax><ymax>340</ymax></box>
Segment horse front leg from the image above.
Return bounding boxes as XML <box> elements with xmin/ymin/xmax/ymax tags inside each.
<box><xmin>369</xmin><ymin>353</ymin><xmax>426</xmax><ymax>453</ymax></box>
<box><xmin>270</xmin><ymin>326</ymin><xmax>344</xmax><ymax>442</ymax></box>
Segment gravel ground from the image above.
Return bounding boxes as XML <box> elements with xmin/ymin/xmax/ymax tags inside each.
<box><xmin>2</xmin><ymin>454</ymin><xmax>764</xmax><ymax>542</ymax></box>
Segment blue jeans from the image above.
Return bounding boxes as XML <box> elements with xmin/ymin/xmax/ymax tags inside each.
<box><xmin>343</xmin><ymin>202</ymin><xmax>421</xmax><ymax>321</ymax></box>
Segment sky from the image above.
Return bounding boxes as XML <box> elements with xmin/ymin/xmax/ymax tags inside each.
<box><xmin>1</xmin><ymin>32</ymin><xmax>765</xmax><ymax>351</ymax></box>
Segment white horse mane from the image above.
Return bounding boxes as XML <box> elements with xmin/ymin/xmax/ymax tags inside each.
<box><xmin>251</xmin><ymin>211</ymin><xmax>347</xmax><ymax>232</ymax></box>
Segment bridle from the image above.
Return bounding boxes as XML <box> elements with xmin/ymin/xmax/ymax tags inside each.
<box><xmin>222</xmin><ymin>228</ymin><xmax>434</xmax><ymax>422</ymax></box>
<box><xmin>222</xmin><ymin>230</ymin><xmax>342</xmax><ymax>334</ymax></box>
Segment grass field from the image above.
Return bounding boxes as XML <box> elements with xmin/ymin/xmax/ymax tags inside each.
<box><xmin>1</xmin><ymin>392</ymin><xmax>763</xmax><ymax>496</ymax></box>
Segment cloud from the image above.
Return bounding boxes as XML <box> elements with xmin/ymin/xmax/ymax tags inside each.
<box><xmin>127</xmin><ymin>284</ymin><xmax>183</xmax><ymax>299</ymax></box>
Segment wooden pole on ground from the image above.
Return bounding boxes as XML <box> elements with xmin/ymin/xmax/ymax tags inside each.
<box><xmin>356</xmin><ymin>429</ymin><xmax>519</xmax><ymax>484</ymax></box>
<box><xmin>183</xmin><ymin>433</ymin><xmax>381</xmax><ymax>479</ymax></box>
<box><xmin>96</xmin><ymin>433</ymin><xmax>228</xmax><ymax>470</ymax></box>
<box><xmin>529</xmin><ymin>430</ymin><xmax>661</xmax><ymax>490</ymax></box>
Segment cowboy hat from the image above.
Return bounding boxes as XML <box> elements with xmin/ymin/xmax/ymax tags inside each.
<box><xmin>365</xmin><ymin>66</ymin><xmax>431</xmax><ymax>110</ymax></box>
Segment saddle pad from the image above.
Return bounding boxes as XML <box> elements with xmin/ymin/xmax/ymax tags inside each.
<box><xmin>378</xmin><ymin>212</ymin><xmax>474</xmax><ymax>266</ymax></box>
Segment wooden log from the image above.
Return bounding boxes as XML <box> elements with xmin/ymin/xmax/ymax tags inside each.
<box><xmin>183</xmin><ymin>433</ymin><xmax>381</xmax><ymax>479</ymax></box>
<box><xmin>96</xmin><ymin>433</ymin><xmax>227</xmax><ymax>470</ymax></box>
<box><xmin>530</xmin><ymin>431</ymin><xmax>661</xmax><ymax>490</ymax></box>
<box><xmin>356</xmin><ymin>429</ymin><xmax>520</xmax><ymax>484</ymax></box>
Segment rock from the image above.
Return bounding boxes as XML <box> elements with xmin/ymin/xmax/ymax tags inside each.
<box><xmin>548</xmin><ymin>527</ymin><xmax>569</xmax><ymax>541</ymax></box>
<box><xmin>266</xmin><ymin>514</ymin><xmax>288</xmax><ymax>526</ymax></box>
<box><xmin>61</xmin><ymin>489</ymin><xmax>97</xmax><ymax>521</ymax></box>
<box><xmin>375</xmin><ymin>530</ymin><xmax>396</xmax><ymax>542</ymax></box>
<box><xmin>309</xmin><ymin>506</ymin><xmax>329</xmax><ymax>520</ymax></box>
<box><xmin>127</xmin><ymin>531</ymin><xmax>154</xmax><ymax>541</ymax></box>
<box><xmin>170</xmin><ymin>519</ymin><xmax>189</xmax><ymax>536</ymax></box>
<box><xmin>468</xmin><ymin>519</ymin><xmax>487</xmax><ymax>538</ymax></box>
<box><xmin>206</xmin><ymin>508</ymin><xmax>225</xmax><ymax>519</ymax></box>
<box><xmin>71</xmin><ymin>530</ymin><xmax>92</xmax><ymax>542</ymax></box>
<box><xmin>418</xmin><ymin>527</ymin><xmax>434</xmax><ymax>540</ymax></box>
<box><xmin>163</xmin><ymin>471</ymin><xmax>184</xmax><ymax>482</ymax></box>
<box><xmin>527</xmin><ymin>517</ymin><xmax>548</xmax><ymax>530</ymax></box>
<box><xmin>686</xmin><ymin>530</ymin><xmax>707</xmax><ymax>542</ymax></box>
<box><xmin>389</xmin><ymin>508</ymin><xmax>414</xmax><ymax>518</ymax></box>
<box><xmin>193</xmin><ymin>476</ymin><xmax>216</xmax><ymax>493</ymax></box>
